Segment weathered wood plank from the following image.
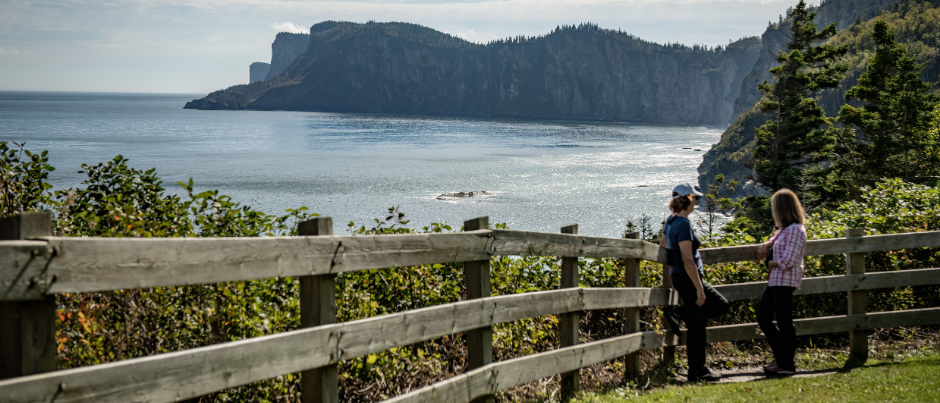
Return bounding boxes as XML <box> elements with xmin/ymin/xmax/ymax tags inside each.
<box><xmin>558</xmin><ymin>224</ymin><xmax>580</xmax><ymax>402</ymax></box>
<box><xmin>489</xmin><ymin>230</ymin><xmax>667</xmax><ymax>263</ymax></box>
<box><xmin>860</xmin><ymin>307</ymin><xmax>940</xmax><ymax>329</ymax></box>
<box><xmin>384</xmin><ymin>331</ymin><xmax>679</xmax><ymax>403</ymax></box>
<box><xmin>0</xmin><ymin>326</ymin><xmax>338</xmax><ymax>403</ymax></box>
<box><xmin>463</xmin><ymin>217</ymin><xmax>494</xmax><ymax>403</ymax></box>
<box><xmin>0</xmin><ymin>240</ymin><xmax>54</xmax><ymax>301</ymax></box>
<box><xmin>580</xmin><ymin>288</ymin><xmax>677</xmax><ymax>311</ymax></box>
<box><xmin>712</xmin><ymin>268</ymin><xmax>940</xmax><ymax>301</ymax></box>
<box><xmin>807</xmin><ymin>230</ymin><xmax>940</xmax><ymax>256</ymax></box>
<box><xmin>704</xmin><ymin>307</ymin><xmax>940</xmax><ymax>343</ymax></box>
<box><xmin>337</xmin><ymin>289</ymin><xmax>583</xmax><ymax>361</ymax></box>
<box><xmin>622</xmin><ymin>231</ymin><xmax>641</xmax><ymax>381</ymax></box>
<box><xmin>1</xmin><ymin>229</ymin><xmax>672</xmax><ymax>301</ymax></box>
<box><xmin>0</xmin><ymin>213</ymin><xmax>56</xmax><ymax>380</ymax></box>
<box><xmin>0</xmin><ymin>231</ymin><xmax>492</xmax><ymax>300</ymax></box>
<box><xmin>846</xmin><ymin>229</ymin><xmax>868</xmax><ymax>360</ymax></box>
<box><xmin>701</xmin><ymin>230</ymin><xmax>940</xmax><ymax>264</ymax></box>
<box><xmin>4</xmin><ymin>228</ymin><xmax>939</xmax><ymax>301</ymax></box>
<box><xmin>299</xmin><ymin>217</ymin><xmax>337</xmax><ymax>403</ymax></box>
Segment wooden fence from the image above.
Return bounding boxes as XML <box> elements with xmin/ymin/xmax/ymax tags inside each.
<box><xmin>0</xmin><ymin>212</ymin><xmax>939</xmax><ymax>403</ymax></box>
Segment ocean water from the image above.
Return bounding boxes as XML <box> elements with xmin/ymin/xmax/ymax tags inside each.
<box><xmin>0</xmin><ymin>91</ymin><xmax>721</xmax><ymax>238</ymax></box>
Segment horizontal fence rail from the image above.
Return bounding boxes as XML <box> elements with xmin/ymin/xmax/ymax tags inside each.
<box><xmin>0</xmin><ymin>230</ymin><xmax>662</xmax><ymax>301</ymax></box>
<box><xmin>699</xmin><ymin>230</ymin><xmax>940</xmax><ymax>264</ymax></box>
<box><xmin>713</xmin><ymin>267</ymin><xmax>940</xmax><ymax>301</ymax></box>
<box><xmin>1</xmin><ymin>211</ymin><xmax>939</xmax><ymax>403</ymax></box>
<box><xmin>4</xmin><ymin>229</ymin><xmax>940</xmax><ymax>302</ymax></box>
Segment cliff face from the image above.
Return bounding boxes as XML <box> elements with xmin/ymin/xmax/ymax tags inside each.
<box><xmin>264</xmin><ymin>32</ymin><xmax>311</xmax><ymax>82</ymax></box>
<box><xmin>189</xmin><ymin>22</ymin><xmax>761</xmax><ymax>125</ymax></box>
<box><xmin>250</xmin><ymin>62</ymin><xmax>270</xmax><ymax>83</ymax></box>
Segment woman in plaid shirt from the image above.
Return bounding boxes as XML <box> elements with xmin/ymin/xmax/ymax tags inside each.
<box><xmin>756</xmin><ymin>189</ymin><xmax>807</xmax><ymax>376</ymax></box>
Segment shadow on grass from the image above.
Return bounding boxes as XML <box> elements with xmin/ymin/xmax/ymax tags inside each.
<box><xmin>838</xmin><ymin>356</ymin><xmax>867</xmax><ymax>373</ymax></box>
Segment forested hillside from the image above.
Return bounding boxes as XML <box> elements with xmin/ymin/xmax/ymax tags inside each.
<box><xmin>186</xmin><ymin>22</ymin><xmax>761</xmax><ymax>125</ymax></box>
<box><xmin>699</xmin><ymin>0</ymin><xmax>940</xmax><ymax>198</ymax></box>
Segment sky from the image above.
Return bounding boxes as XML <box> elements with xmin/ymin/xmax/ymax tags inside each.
<box><xmin>0</xmin><ymin>0</ymin><xmax>810</xmax><ymax>94</ymax></box>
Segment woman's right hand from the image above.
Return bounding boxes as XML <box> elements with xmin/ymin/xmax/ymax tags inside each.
<box><xmin>696</xmin><ymin>288</ymin><xmax>706</xmax><ymax>306</ymax></box>
<box><xmin>757</xmin><ymin>243</ymin><xmax>769</xmax><ymax>260</ymax></box>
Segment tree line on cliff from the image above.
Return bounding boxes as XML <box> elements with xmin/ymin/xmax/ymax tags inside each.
<box><xmin>186</xmin><ymin>20</ymin><xmax>762</xmax><ymax>125</ymax></box>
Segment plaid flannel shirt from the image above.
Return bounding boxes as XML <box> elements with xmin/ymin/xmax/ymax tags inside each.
<box><xmin>768</xmin><ymin>223</ymin><xmax>806</xmax><ymax>289</ymax></box>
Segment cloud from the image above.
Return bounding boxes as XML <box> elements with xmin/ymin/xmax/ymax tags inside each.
<box><xmin>0</xmin><ymin>49</ymin><xmax>21</xmax><ymax>55</ymax></box>
<box><xmin>272</xmin><ymin>22</ymin><xmax>307</xmax><ymax>34</ymax></box>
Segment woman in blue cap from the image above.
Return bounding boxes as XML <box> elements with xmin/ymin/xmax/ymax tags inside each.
<box><xmin>660</xmin><ymin>182</ymin><xmax>730</xmax><ymax>382</ymax></box>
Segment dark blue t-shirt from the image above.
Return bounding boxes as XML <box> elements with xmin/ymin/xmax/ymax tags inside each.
<box><xmin>664</xmin><ymin>215</ymin><xmax>703</xmax><ymax>275</ymax></box>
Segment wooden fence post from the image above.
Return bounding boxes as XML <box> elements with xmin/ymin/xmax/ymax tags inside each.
<box><xmin>846</xmin><ymin>228</ymin><xmax>868</xmax><ymax>361</ymax></box>
<box><xmin>299</xmin><ymin>217</ymin><xmax>337</xmax><ymax>403</ymax></box>
<box><xmin>464</xmin><ymin>217</ymin><xmax>493</xmax><ymax>403</ymax></box>
<box><xmin>559</xmin><ymin>224</ymin><xmax>580</xmax><ymax>402</ymax></box>
<box><xmin>0</xmin><ymin>212</ymin><xmax>57</xmax><ymax>380</ymax></box>
<box><xmin>623</xmin><ymin>232</ymin><xmax>641</xmax><ymax>381</ymax></box>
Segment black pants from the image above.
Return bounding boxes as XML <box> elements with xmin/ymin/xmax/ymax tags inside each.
<box><xmin>671</xmin><ymin>271</ymin><xmax>730</xmax><ymax>374</ymax></box>
<box><xmin>757</xmin><ymin>286</ymin><xmax>796</xmax><ymax>370</ymax></box>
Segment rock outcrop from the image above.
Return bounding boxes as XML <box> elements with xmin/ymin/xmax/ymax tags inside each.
<box><xmin>264</xmin><ymin>32</ymin><xmax>311</xmax><ymax>82</ymax></box>
<box><xmin>250</xmin><ymin>62</ymin><xmax>270</xmax><ymax>83</ymax></box>
<box><xmin>188</xmin><ymin>22</ymin><xmax>761</xmax><ymax>125</ymax></box>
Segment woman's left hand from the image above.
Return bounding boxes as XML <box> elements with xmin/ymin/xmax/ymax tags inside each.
<box><xmin>767</xmin><ymin>260</ymin><xmax>778</xmax><ymax>269</ymax></box>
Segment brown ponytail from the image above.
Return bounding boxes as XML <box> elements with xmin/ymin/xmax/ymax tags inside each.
<box><xmin>669</xmin><ymin>193</ymin><xmax>696</xmax><ymax>213</ymax></box>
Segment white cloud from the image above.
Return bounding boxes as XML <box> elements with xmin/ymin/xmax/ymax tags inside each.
<box><xmin>272</xmin><ymin>22</ymin><xmax>307</xmax><ymax>34</ymax></box>
<box><xmin>208</xmin><ymin>36</ymin><xmax>221</xmax><ymax>42</ymax></box>
<box><xmin>0</xmin><ymin>49</ymin><xmax>21</xmax><ymax>55</ymax></box>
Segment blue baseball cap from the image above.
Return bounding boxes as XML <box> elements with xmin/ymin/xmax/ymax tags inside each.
<box><xmin>672</xmin><ymin>182</ymin><xmax>704</xmax><ymax>199</ymax></box>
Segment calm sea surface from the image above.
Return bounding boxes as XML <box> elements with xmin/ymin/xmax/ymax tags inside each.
<box><xmin>0</xmin><ymin>91</ymin><xmax>721</xmax><ymax>238</ymax></box>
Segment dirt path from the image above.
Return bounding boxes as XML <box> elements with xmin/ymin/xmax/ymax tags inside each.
<box><xmin>676</xmin><ymin>366</ymin><xmax>841</xmax><ymax>384</ymax></box>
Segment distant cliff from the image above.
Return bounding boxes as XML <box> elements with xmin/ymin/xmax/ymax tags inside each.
<box><xmin>264</xmin><ymin>32</ymin><xmax>311</xmax><ymax>82</ymax></box>
<box><xmin>189</xmin><ymin>22</ymin><xmax>761</xmax><ymax>125</ymax></box>
<box><xmin>250</xmin><ymin>62</ymin><xmax>270</xmax><ymax>83</ymax></box>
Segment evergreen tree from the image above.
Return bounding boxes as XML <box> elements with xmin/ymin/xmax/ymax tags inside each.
<box><xmin>834</xmin><ymin>20</ymin><xmax>940</xmax><ymax>191</ymax></box>
<box><xmin>751</xmin><ymin>1</ymin><xmax>847</xmax><ymax>195</ymax></box>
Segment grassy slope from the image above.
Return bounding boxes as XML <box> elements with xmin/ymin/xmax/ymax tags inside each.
<box><xmin>575</xmin><ymin>354</ymin><xmax>940</xmax><ymax>403</ymax></box>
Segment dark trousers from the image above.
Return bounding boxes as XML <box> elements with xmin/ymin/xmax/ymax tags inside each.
<box><xmin>757</xmin><ymin>286</ymin><xmax>797</xmax><ymax>370</ymax></box>
<box><xmin>671</xmin><ymin>271</ymin><xmax>730</xmax><ymax>374</ymax></box>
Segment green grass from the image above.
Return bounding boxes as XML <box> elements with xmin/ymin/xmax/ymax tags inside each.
<box><xmin>575</xmin><ymin>354</ymin><xmax>940</xmax><ymax>402</ymax></box>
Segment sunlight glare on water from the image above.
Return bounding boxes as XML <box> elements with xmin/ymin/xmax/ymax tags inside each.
<box><xmin>0</xmin><ymin>92</ymin><xmax>721</xmax><ymax>238</ymax></box>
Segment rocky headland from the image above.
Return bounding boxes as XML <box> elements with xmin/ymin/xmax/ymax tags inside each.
<box><xmin>186</xmin><ymin>22</ymin><xmax>761</xmax><ymax>125</ymax></box>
